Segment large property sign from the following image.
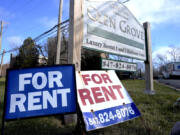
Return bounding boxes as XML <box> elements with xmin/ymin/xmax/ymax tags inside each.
<box><xmin>83</xmin><ymin>0</ymin><xmax>146</xmax><ymax>61</ymax></box>
<box><xmin>4</xmin><ymin>65</ymin><xmax>76</xmax><ymax>120</ymax></box>
<box><xmin>76</xmin><ymin>70</ymin><xmax>141</xmax><ymax>131</ymax></box>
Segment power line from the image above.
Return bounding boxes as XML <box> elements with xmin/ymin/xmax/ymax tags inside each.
<box><xmin>0</xmin><ymin>47</ymin><xmax>19</xmax><ymax>55</ymax></box>
<box><xmin>35</xmin><ymin>25</ymin><xmax>69</xmax><ymax>43</ymax></box>
<box><xmin>0</xmin><ymin>19</ymin><xmax>69</xmax><ymax>56</ymax></box>
<box><xmin>36</xmin><ymin>29</ymin><xmax>58</xmax><ymax>42</ymax></box>
<box><xmin>33</xmin><ymin>19</ymin><xmax>69</xmax><ymax>41</ymax></box>
<box><xmin>123</xmin><ymin>0</ymin><xmax>130</xmax><ymax>3</ymax></box>
<box><xmin>4</xmin><ymin>0</ymin><xmax>68</xmax><ymax>46</ymax></box>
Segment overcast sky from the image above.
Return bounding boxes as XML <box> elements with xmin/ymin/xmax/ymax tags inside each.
<box><xmin>0</xmin><ymin>0</ymin><xmax>180</xmax><ymax>63</ymax></box>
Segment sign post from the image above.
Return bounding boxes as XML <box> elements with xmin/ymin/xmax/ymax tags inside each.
<box><xmin>143</xmin><ymin>22</ymin><xmax>155</xmax><ymax>95</ymax></box>
<box><xmin>67</xmin><ymin>0</ymin><xmax>83</xmax><ymax>125</ymax></box>
<box><xmin>68</xmin><ymin>0</ymin><xmax>83</xmax><ymax>70</ymax></box>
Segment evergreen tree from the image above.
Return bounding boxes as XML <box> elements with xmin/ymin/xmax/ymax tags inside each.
<box><xmin>13</xmin><ymin>37</ymin><xmax>39</xmax><ymax>68</ymax></box>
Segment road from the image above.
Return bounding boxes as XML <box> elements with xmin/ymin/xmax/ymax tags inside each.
<box><xmin>158</xmin><ymin>79</ymin><xmax>180</xmax><ymax>90</ymax></box>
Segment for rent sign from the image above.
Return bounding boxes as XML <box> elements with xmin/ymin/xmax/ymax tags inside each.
<box><xmin>76</xmin><ymin>70</ymin><xmax>141</xmax><ymax>131</ymax></box>
<box><xmin>4</xmin><ymin>65</ymin><xmax>76</xmax><ymax>120</ymax></box>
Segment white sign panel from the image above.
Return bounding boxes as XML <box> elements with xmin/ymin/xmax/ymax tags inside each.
<box><xmin>76</xmin><ymin>70</ymin><xmax>141</xmax><ymax>131</ymax></box>
<box><xmin>83</xmin><ymin>0</ymin><xmax>146</xmax><ymax>60</ymax></box>
<box><xmin>102</xmin><ymin>59</ymin><xmax>137</xmax><ymax>72</ymax></box>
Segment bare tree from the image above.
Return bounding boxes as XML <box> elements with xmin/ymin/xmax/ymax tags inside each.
<box><xmin>153</xmin><ymin>45</ymin><xmax>180</xmax><ymax>77</ymax></box>
<box><xmin>153</xmin><ymin>54</ymin><xmax>168</xmax><ymax>67</ymax></box>
<box><xmin>153</xmin><ymin>53</ymin><xmax>169</xmax><ymax>76</ymax></box>
<box><xmin>167</xmin><ymin>45</ymin><xmax>180</xmax><ymax>62</ymax></box>
<box><xmin>45</xmin><ymin>33</ymin><xmax>68</xmax><ymax>65</ymax></box>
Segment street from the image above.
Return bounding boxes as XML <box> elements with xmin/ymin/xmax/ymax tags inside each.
<box><xmin>158</xmin><ymin>79</ymin><xmax>180</xmax><ymax>90</ymax></box>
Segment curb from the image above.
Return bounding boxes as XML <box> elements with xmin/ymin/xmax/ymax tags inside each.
<box><xmin>155</xmin><ymin>80</ymin><xmax>180</xmax><ymax>92</ymax></box>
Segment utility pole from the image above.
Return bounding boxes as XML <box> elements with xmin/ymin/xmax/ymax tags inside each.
<box><xmin>0</xmin><ymin>21</ymin><xmax>3</xmax><ymax>53</ymax></box>
<box><xmin>56</xmin><ymin>0</ymin><xmax>63</xmax><ymax>64</ymax></box>
<box><xmin>56</xmin><ymin>0</ymin><xmax>66</xmax><ymax>126</ymax></box>
<box><xmin>0</xmin><ymin>50</ymin><xmax>5</xmax><ymax>77</ymax></box>
<box><xmin>0</xmin><ymin>21</ymin><xmax>4</xmax><ymax>77</ymax></box>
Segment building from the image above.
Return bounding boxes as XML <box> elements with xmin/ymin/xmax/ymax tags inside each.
<box><xmin>162</xmin><ymin>62</ymin><xmax>180</xmax><ymax>78</ymax></box>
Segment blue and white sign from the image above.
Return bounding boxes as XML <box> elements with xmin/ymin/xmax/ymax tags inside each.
<box><xmin>76</xmin><ymin>70</ymin><xmax>141</xmax><ymax>131</ymax></box>
<box><xmin>5</xmin><ymin>65</ymin><xmax>76</xmax><ymax>120</ymax></box>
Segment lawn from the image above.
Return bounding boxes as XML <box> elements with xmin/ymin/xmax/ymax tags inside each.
<box><xmin>0</xmin><ymin>78</ymin><xmax>180</xmax><ymax>135</ymax></box>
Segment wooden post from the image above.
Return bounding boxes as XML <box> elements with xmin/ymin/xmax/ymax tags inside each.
<box><xmin>68</xmin><ymin>0</ymin><xmax>83</xmax><ymax>70</ymax></box>
<box><xmin>143</xmin><ymin>22</ymin><xmax>155</xmax><ymax>95</ymax></box>
<box><xmin>65</xmin><ymin>0</ymin><xmax>83</xmax><ymax>125</ymax></box>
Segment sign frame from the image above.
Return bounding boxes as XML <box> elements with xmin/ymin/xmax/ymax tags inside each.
<box><xmin>1</xmin><ymin>64</ymin><xmax>78</xmax><ymax>135</ymax></box>
<box><xmin>101</xmin><ymin>58</ymin><xmax>137</xmax><ymax>72</ymax></box>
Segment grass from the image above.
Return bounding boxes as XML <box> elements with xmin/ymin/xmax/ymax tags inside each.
<box><xmin>0</xmin><ymin>78</ymin><xmax>180</xmax><ymax>135</ymax></box>
<box><xmin>88</xmin><ymin>80</ymin><xmax>180</xmax><ymax>135</ymax></box>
